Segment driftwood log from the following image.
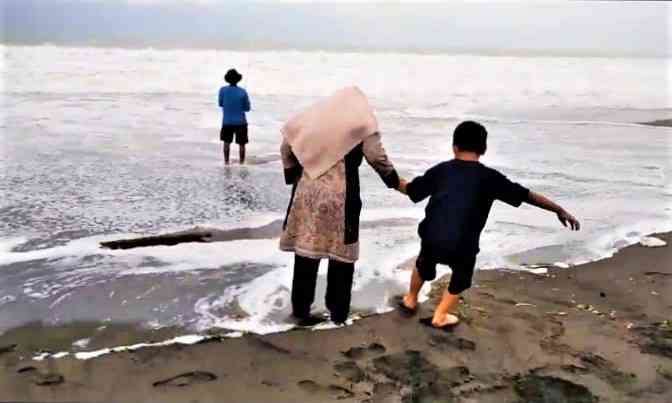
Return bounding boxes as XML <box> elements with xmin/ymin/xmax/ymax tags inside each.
<box><xmin>100</xmin><ymin>221</ymin><xmax>284</xmax><ymax>250</ymax></box>
<box><xmin>99</xmin><ymin>217</ymin><xmax>417</xmax><ymax>250</ymax></box>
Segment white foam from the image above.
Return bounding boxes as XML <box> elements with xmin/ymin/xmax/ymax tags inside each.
<box><xmin>640</xmin><ymin>236</ymin><xmax>667</xmax><ymax>248</ymax></box>
<box><xmin>187</xmin><ymin>224</ymin><xmax>420</xmax><ymax>334</ymax></box>
<box><xmin>33</xmin><ymin>332</ymin><xmax>244</xmax><ymax>361</ymax></box>
<box><xmin>12</xmin><ymin>213</ymin><xmax>671</xmax><ymax>335</ymax></box>
<box><xmin>312</xmin><ymin>319</ymin><xmax>353</xmax><ymax>331</ymax></box>
<box><xmin>0</xmin><ymin>295</ymin><xmax>16</xmax><ymax>306</ymax></box>
<box><xmin>0</xmin><ymin>238</ymin><xmax>29</xmax><ymax>256</ymax></box>
<box><xmin>583</xmin><ymin>221</ymin><xmax>672</xmax><ymax>262</ymax></box>
<box><xmin>33</xmin><ymin>353</ymin><xmax>51</xmax><ymax>361</ymax></box>
<box><xmin>0</xmin><ymin>234</ymin><xmax>288</xmax><ymax>278</ymax></box>
<box><xmin>72</xmin><ymin>338</ymin><xmax>91</xmax><ymax>349</ymax></box>
<box><xmin>0</xmin><ymin>234</ymin><xmax>135</xmax><ymax>266</ymax></box>
<box><xmin>48</xmin><ymin>292</ymin><xmax>72</xmax><ymax>309</ymax></box>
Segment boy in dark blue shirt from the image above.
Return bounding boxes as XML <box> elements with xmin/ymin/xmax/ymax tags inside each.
<box><xmin>399</xmin><ymin>121</ymin><xmax>580</xmax><ymax>329</ymax></box>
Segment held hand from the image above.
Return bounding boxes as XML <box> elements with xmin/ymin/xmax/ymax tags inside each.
<box><xmin>557</xmin><ymin>210</ymin><xmax>580</xmax><ymax>231</ymax></box>
<box><xmin>397</xmin><ymin>178</ymin><xmax>408</xmax><ymax>195</ymax></box>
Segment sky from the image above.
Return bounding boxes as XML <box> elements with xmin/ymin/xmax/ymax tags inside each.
<box><xmin>2</xmin><ymin>1</ymin><xmax>670</xmax><ymax>56</ymax></box>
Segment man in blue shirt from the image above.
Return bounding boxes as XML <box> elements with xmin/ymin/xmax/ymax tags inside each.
<box><xmin>219</xmin><ymin>69</ymin><xmax>251</xmax><ymax>164</ymax></box>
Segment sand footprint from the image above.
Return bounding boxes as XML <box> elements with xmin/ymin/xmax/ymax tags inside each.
<box><xmin>16</xmin><ymin>366</ymin><xmax>65</xmax><ymax>386</ymax></box>
<box><xmin>341</xmin><ymin>342</ymin><xmax>386</xmax><ymax>360</ymax></box>
<box><xmin>427</xmin><ymin>332</ymin><xmax>477</xmax><ymax>351</ymax></box>
<box><xmin>0</xmin><ymin>344</ymin><xmax>17</xmax><ymax>355</ymax></box>
<box><xmin>297</xmin><ymin>380</ymin><xmax>354</xmax><ymax>399</ymax></box>
<box><xmin>152</xmin><ymin>371</ymin><xmax>218</xmax><ymax>388</ymax></box>
<box><xmin>333</xmin><ymin>360</ymin><xmax>367</xmax><ymax>383</ymax></box>
<box><xmin>370</xmin><ymin>382</ymin><xmax>400</xmax><ymax>403</ymax></box>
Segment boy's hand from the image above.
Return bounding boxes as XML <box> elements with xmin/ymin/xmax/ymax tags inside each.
<box><xmin>557</xmin><ymin>210</ymin><xmax>580</xmax><ymax>231</ymax></box>
<box><xmin>527</xmin><ymin>192</ymin><xmax>580</xmax><ymax>231</ymax></box>
<box><xmin>397</xmin><ymin>178</ymin><xmax>408</xmax><ymax>195</ymax></box>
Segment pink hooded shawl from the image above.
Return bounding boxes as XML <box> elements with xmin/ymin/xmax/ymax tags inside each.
<box><xmin>281</xmin><ymin>86</ymin><xmax>378</xmax><ymax>179</ymax></box>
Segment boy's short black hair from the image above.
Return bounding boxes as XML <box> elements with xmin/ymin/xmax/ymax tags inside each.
<box><xmin>453</xmin><ymin>121</ymin><xmax>487</xmax><ymax>155</ymax></box>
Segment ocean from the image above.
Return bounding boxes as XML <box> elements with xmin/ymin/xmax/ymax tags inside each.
<box><xmin>1</xmin><ymin>45</ymin><xmax>670</xmax><ymax>335</ymax></box>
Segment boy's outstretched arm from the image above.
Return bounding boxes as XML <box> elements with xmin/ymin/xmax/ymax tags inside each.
<box><xmin>526</xmin><ymin>191</ymin><xmax>580</xmax><ymax>230</ymax></box>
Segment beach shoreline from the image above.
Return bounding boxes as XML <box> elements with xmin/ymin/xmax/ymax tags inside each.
<box><xmin>1</xmin><ymin>232</ymin><xmax>670</xmax><ymax>402</ymax></box>
<box><xmin>639</xmin><ymin>119</ymin><xmax>672</xmax><ymax>128</ymax></box>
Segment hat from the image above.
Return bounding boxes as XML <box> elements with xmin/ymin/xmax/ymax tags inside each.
<box><xmin>224</xmin><ymin>69</ymin><xmax>243</xmax><ymax>84</ymax></box>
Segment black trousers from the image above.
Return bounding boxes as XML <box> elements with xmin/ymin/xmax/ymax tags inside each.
<box><xmin>291</xmin><ymin>254</ymin><xmax>355</xmax><ymax>323</ymax></box>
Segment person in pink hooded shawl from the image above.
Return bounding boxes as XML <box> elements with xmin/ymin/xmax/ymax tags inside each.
<box><xmin>279</xmin><ymin>87</ymin><xmax>405</xmax><ymax>325</ymax></box>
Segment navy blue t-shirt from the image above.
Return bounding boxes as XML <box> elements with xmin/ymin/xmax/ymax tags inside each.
<box><xmin>406</xmin><ymin>159</ymin><xmax>529</xmax><ymax>256</ymax></box>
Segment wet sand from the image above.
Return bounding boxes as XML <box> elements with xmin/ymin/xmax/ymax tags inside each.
<box><xmin>1</xmin><ymin>233</ymin><xmax>670</xmax><ymax>402</ymax></box>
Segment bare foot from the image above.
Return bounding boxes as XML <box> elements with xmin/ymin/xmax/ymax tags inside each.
<box><xmin>402</xmin><ymin>294</ymin><xmax>417</xmax><ymax>310</ymax></box>
<box><xmin>431</xmin><ymin>313</ymin><xmax>459</xmax><ymax>328</ymax></box>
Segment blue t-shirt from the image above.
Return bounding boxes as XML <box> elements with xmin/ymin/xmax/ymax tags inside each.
<box><xmin>218</xmin><ymin>85</ymin><xmax>251</xmax><ymax>125</ymax></box>
<box><xmin>406</xmin><ymin>159</ymin><xmax>529</xmax><ymax>255</ymax></box>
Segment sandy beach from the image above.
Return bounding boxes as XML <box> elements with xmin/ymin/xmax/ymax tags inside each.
<box><xmin>1</xmin><ymin>232</ymin><xmax>670</xmax><ymax>403</ymax></box>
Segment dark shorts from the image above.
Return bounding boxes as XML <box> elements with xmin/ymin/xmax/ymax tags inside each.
<box><xmin>416</xmin><ymin>243</ymin><xmax>476</xmax><ymax>295</ymax></box>
<box><xmin>220</xmin><ymin>124</ymin><xmax>248</xmax><ymax>145</ymax></box>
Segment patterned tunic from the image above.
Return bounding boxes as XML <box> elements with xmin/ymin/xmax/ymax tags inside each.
<box><xmin>279</xmin><ymin>133</ymin><xmax>399</xmax><ymax>263</ymax></box>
